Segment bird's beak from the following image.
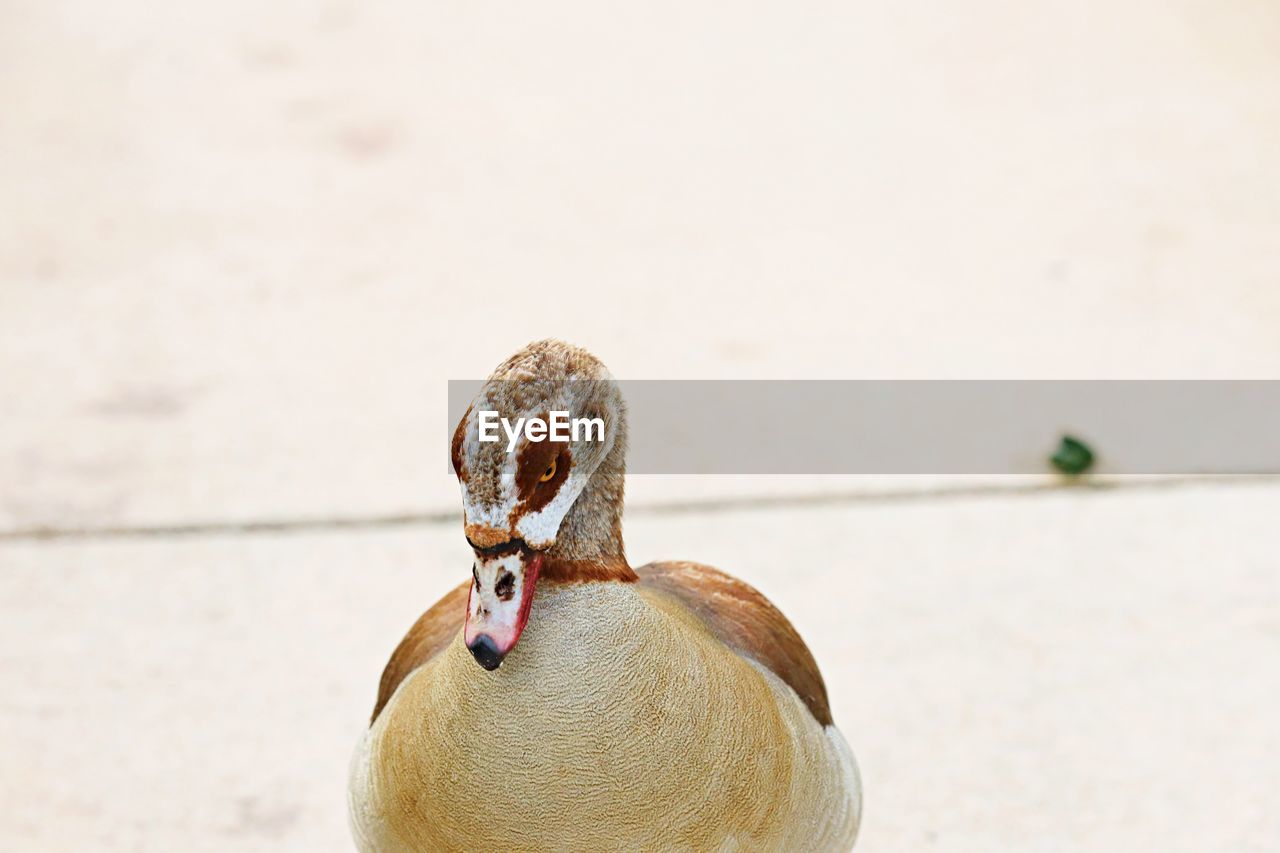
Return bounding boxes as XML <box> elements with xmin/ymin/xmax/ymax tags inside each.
<box><xmin>463</xmin><ymin>550</ymin><xmax>543</xmax><ymax>670</ymax></box>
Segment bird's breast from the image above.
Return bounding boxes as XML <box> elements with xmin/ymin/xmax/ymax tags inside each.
<box><xmin>351</xmin><ymin>582</ymin><xmax>857</xmax><ymax>852</ymax></box>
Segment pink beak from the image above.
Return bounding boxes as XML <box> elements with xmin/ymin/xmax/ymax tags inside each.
<box><xmin>463</xmin><ymin>552</ymin><xmax>543</xmax><ymax>670</ymax></box>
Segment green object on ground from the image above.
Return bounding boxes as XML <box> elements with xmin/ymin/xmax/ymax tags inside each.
<box><xmin>1051</xmin><ymin>435</ymin><xmax>1095</xmax><ymax>476</ymax></box>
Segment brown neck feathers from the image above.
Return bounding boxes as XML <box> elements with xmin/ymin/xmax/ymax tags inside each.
<box><xmin>541</xmin><ymin>557</ymin><xmax>638</xmax><ymax>584</ymax></box>
<box><xmin>545</xmin><ymin>412</ymin><xmax>630</xmax><ymax>575</ymax></box>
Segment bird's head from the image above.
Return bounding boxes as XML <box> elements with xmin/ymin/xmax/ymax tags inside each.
<box><xmin>451</xmin><ymin>340</ymin><xmax>626</xmax><ymax>670</ymax></box>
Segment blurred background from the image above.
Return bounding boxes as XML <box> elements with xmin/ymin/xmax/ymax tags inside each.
<box><xmin>2</xmin><ymin>1</ymin><xmax>1278</xmax><ymax>850</ymax></box>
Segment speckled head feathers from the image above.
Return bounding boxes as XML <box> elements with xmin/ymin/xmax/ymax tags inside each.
<box><xmin>451</xmin><ymin>340</ymin><xmax>628</xmax><ymax>561</ymax></box>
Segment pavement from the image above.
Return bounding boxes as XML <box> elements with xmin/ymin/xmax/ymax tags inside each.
<box><xmin>2</xmin><ymin>1</ymin><xmax>1279</xmax><ymax>851</ymax></box>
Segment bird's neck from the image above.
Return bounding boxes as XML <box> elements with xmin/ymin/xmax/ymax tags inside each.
<box><xmin>543</xmin><ymin>434</ymin><xmax>635</xmax><ymax>583</ymax></box>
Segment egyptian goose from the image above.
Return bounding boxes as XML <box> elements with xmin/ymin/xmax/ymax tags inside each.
<box><xmin>349</xmin><ymin>340</ymin><xmax>862</xmax><ymax>851</ymax></box>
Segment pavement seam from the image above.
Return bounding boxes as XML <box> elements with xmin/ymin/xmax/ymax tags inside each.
<box><xmin>2</xmin><ymin>474</ymin><xmax>1277</xmax><ymax>544</ymax></box>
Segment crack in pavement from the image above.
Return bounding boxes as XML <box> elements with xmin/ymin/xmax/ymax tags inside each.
<box><xmin>2</xmin><ymin>475</ymin><xmax>1278</xmax><ymax>544</ymax></box>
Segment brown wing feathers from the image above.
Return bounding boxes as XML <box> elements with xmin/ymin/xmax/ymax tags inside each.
<box><xmin>371</xmin><ymin>580</ymin><xmax>469</xmax><ymax>723</ymax></box>
<box><xmin>636</xmin><ymin>561</ymin><xmax>833</xmax><ymax>726</ymax></box>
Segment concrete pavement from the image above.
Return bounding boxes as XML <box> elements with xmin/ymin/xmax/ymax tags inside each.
<box><xmin>3</xmin><ymin>0</ymin><xmax>1280</xmax><ymax>531</ymax></box>
<box><xmin>3</xmin><ymin>1</ymin><xmax>1279</xmax><ymax>850</ymax></box>
<box><xmin>3</xmin><ymin>484</ymin><xmax>1278</xmax><ymax>851</ymax></box>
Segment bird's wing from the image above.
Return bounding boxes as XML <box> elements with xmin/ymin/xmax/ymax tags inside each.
<box><xmin>370</xmin><ymin>580</ymin><xmax>469</xmax><ymax>724</ymax></box>
<box><xmin>636</xmin><ymin>560</ymin><xmax>833</xmax><ymax>726</ymax></box>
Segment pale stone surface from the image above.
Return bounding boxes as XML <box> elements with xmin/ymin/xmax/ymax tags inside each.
<box><xmin>2</xmin><ymin>484</ymin><xmax>1277</xmax><ymax>851</ymax></box>
<box><xmin>3</xmin><ymin>0</ymin><xmax>1279</xmax><ymax>531</ymax></box>
<box><xmin>3</xmin><ymin>2</ymin><xmax>1279</xmax><ymax>850</ymax></box>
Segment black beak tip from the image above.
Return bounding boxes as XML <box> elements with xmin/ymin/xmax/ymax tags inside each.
<box><xmin>467</xmin><ymin>635</ymin><xmax>505</xmax><ymax>671</ymax></box>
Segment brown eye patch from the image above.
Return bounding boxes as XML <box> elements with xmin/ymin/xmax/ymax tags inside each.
<box><xmin>514</xmin><ymin>438</ymin><xmax>571</xmax><ymax>513</ymax></box>
<box><xmin>494</xmin><ymin>571</ymin><xmax>515</xmax><ymax>601</ymax></box>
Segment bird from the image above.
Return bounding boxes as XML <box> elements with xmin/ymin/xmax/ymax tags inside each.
<box><xmin>348</xmin><ymin>340</ymin><xmax>861</xmax><ymax>851</ymax></box>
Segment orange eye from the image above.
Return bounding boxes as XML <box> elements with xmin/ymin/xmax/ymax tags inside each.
<box><xmin>539</xmin><ymin>459</ymin><xmax>557</xmax><ymax>482</ymax></box>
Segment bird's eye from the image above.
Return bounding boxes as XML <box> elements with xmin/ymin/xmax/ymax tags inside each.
<box><xmin>539</xmin><ymin>459</ymin><xmax>557</xmax><ymax>482</ymax></box>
